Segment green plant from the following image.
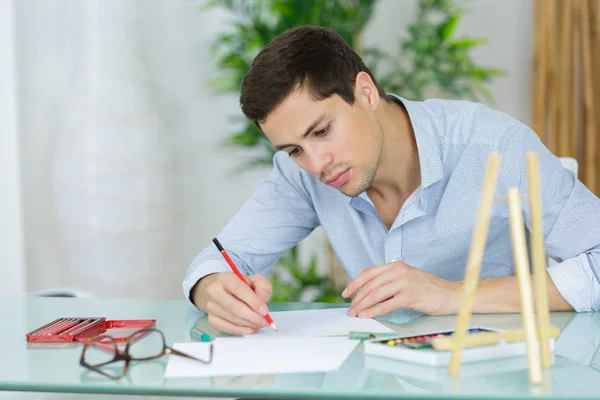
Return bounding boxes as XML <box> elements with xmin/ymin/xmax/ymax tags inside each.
<box><xmin>204</xmin><ymin>0</ymin><xmax>505</xmax><ymax>303</ymax></box>
<box><xmin>363</xmin><ymin>0</ymin><xmax>505</xmax><ymax>102</ymax></box>
<box><xmin>270</xmin><ymin>245</ymin><xmax>346</xmax><ymax>303</ymax></box>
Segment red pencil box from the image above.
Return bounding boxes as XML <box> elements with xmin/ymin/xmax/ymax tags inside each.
<box><xmin>25</xmin><ymin>317</ymin><xmax>156</xmax><ymax>343</ymax></box>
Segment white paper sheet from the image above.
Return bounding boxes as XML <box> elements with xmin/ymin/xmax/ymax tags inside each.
<box><xmin>164</xmin><ymin>337</ymin><xmax>360</xmax><ymax>378</ymax></box>
<box><xmin>244</xmin><ymin>307</ymin><xmax>395</xmax><ymax>338</ymax></box>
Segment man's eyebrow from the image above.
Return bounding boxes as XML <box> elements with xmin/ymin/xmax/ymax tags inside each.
<box><xmin>274</xmin><ymin>112</ymin><xmax>328</xmax><ymax>151</ymax></box>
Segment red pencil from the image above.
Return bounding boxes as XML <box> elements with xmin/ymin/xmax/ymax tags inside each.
<box><xmin>212</xmin><ymin>238</ymin><xmax>278</xmax><ymax>331</ymax></box>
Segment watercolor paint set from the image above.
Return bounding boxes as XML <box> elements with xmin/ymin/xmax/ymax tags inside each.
<box><xmin>363</xmin><ymin>326</ymin><xmax>555</xmax><ymax>367</ymax></box>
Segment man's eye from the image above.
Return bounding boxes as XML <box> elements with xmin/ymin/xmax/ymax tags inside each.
<box><xmin>315</xmin><ymin>125</ymin><xmax>330</xmax><ymax>136</ymax></box>
<box><xmin>288</xmin><ymin>147</ymin><xmax>301</xmax><ymax>157</ymax></box>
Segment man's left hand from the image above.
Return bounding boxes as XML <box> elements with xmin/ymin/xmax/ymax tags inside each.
<box><xmin>342</xmin><ymin>260</ymin><xmax>462</xmax><ymax>318</ymax></box>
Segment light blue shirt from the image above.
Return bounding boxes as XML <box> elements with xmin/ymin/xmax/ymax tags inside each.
<box><xmin>183</xmin><ymin>96</ymin><xmax>600</xmax><ymax>320</ymax></box>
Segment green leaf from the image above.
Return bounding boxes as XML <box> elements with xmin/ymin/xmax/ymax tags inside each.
<box><xmin>308</xmin><ymin>255</ymin><xmax>318</xmax><ymax>280</ymax></box>
<box><xmin>437</xmin><ymin>14</ymin><xmax>461</xmax><ymax>40</ymax></box>
<box><xmin>289</xmin><ymin>243</ymin><xmax>299</xmax><ymax>260</ymax></box>
<box><xmin>450</xmin><ymin>37</ymin><xmax>488</xmax><ymax>49</ymax></box>
<box><xmin>471</xmin><ymin>67</ymin><xmax>506</xmax><ymax>80</ymax></box>
<box><xmin>228</xmin><ymin>132</ymin><xmax>260</xmax><ymax>147</ymax></box>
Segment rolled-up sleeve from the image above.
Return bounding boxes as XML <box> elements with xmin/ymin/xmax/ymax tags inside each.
<box><xmin>182</xmin><ymin>152</ymin><xmax>320</xmax><ymax>311</ymax></box>
<box><xmin>542</xmin><ymin>178</ymin><xmax>600</xmax><ymax>311</ymax></box>
<box><xmin>501</xmin><ymin>123</ymin><xmax>600</xmax><ymax>311</ymax></box>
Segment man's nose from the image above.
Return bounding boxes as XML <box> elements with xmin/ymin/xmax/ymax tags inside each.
<box><xmin>306</xmin><ymin>144</ymin><xmax>332</xmax><ymax>177</ymax></box>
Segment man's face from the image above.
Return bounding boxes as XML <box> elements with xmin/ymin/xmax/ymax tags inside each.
<box><xmin>260</xmin><ymin>85</ymin><xmax>384</xmax><ymax>197</ymax></box>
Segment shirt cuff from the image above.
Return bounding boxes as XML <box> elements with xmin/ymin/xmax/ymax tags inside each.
<box><xmin>547</xmin><ymin>254</ymin><xmax>599</xmax><ymax>312</ymax></box>
<box><xmin>182</xmin><ymin>260</ymin><xmax>232</xmax><ymax>312</ymax></box>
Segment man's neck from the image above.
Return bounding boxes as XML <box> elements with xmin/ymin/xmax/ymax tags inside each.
<box><xmin>367</xmin><ymin>96</ymin><xmax>421</xmax><ymax>203</ymax></box>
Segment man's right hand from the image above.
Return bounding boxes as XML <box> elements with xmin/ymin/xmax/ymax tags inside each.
<box><xmin>191</xmin><ymin>272</ymin><xmax>272</xmax><ymax>335</ymax></box>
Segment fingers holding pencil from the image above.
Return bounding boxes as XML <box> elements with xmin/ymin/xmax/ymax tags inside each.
<box><xmin>193</xmin><ymin>272</ymin><xmax>271</xmax><ymax>335</ymax></box>
<box><xmin>247</xmin><ymin>274</ymin><xmax>272</xmax><ymax>303</ymax></box>
<box><xmin>212</xmin><ymin>238</ymin><xmax>278</xmax><ymax>331</ymax></box>
<box><xmin>242</xmin><ymin>274</ymin><xmax>277</xmax><ymax>331</ymax></box>
<box><xmin>190</xmin><ymin>237</ymin><xmax>278</xmax><ymax>335</ymax></box>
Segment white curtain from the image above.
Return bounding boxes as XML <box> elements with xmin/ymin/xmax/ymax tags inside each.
<box><xmin>50</xmin><ymin>0</ymin><xmax>178</xmax><ymax>298</ymax></box>
<box><xmin>0</xmin><ymin>0</ymin><xmax>25</xmax><ymax>297</ymax></box>
<box><xmin>16</xmin><ymin>0</ymin><xmax>184</xmax><ymax>299</ymax></box>
<box><xmin>14</xmin><ymin>0</ymin><xmax>268</xmax><ymax>300</ymax></box>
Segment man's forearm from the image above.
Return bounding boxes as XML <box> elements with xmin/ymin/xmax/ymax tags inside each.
<box><xmin>468</xmin><ymin>271</ymin><xmax>574</xmax><ymax>313</ymax></box>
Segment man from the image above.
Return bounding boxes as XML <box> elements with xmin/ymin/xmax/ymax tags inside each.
<box><xmin>183</xmin><ymin>26</ymin><xmax>600</xmax><ymax>335</ymax></box>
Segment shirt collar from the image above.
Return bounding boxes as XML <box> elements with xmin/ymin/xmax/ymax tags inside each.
<box><xmin>346</xmin><ymin>94</ymin><xmax>445</xmax><ymax>205</ymax></box>
<box><xmin>389</xmin><ymin>94</ymin><xmax>445</xmax><ymax>190</ymax></box>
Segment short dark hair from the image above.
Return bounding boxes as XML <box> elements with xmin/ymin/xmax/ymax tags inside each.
<box><xmin>240</xmin><ymin>26</ymin><xmax>388</xmax><ymax>126</ymax></box>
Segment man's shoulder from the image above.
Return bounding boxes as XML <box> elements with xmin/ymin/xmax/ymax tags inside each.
<box><xmin>272</xmin><ymin>151</ymin><xmax>307</xmax><ymax>176</ymax></box>
<box><xmin>403</xmin><ymin>97</ymin><xmax>479</xmax><ymax>113</ymax></box>
<box><xmin>399</xmin><ymin>96</ymin><xmax>522</xmax><ymax>147</ymax></box>
<box><xmin>402</xmin><ymin>97</ymin><xmax>516</xmax><ymax>126</ymax></box>
<box><xmin>270</xmin><ymin>152</ymin><xmax>319</xmax><ymax>192</ymax></box>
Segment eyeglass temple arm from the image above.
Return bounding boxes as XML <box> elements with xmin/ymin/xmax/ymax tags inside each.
<box><xmin>168</xmin><ymin>344</ymin><xmax>213</xmax><ymax>364</ymax></box>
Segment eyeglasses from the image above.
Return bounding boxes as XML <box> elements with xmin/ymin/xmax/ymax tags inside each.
<box><xmin>80</xmin><ymin>327</ymin><xmax>213</xmax><ymax>379</ymax></box>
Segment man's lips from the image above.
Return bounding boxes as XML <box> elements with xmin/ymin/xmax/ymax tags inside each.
<box><xmin>324</xmin><ymin>168</ymin><xmax>350</xmax><ymax>188</ymax></box>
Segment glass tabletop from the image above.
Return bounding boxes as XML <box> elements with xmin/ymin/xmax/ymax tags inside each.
<box><xmin>2</xmin><ymin>297</ymin><xmax>599</xmax><ymax>399</ymax></box>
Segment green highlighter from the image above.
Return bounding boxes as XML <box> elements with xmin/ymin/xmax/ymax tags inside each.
<box><xmin>190</xmin><ymin>327</ymin><xmax>211</xmax><ymax>342</ymax></box>
<box><xmin>348</xmin><ymin>331</ymin><xmax>398</xmax><ymax>340</ymax></box>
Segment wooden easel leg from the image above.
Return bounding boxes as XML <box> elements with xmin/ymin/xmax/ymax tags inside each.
<box><xmin>507</xmin><ymin>187</ymin><xmax>542</xmax><ymax>385</ymax></box>
<box><xmin>541</xmin><ymin>368</ymin><xmax>553</xmax><ymax>395</ymax></box>
<box><xmin>526</xmin><ymin>152</ymin><xmax>553</xmax><ymax>368</ymax></box>
<box><xmin>448</xmin><ymin>154</ymin><xmax>501</xmax><ymax>376</ymax></box>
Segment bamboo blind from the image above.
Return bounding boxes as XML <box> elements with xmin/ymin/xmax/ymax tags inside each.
<box><xmin>532</xmin><ymin>0</ymin><xmax>600</xmax><ymax>194</ymax></box>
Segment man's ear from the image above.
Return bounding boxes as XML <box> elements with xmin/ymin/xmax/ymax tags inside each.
<box><xmin>354</xmin><ymin>71</ymin><xmax>380</xmax><ymax>111</ymax></box>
